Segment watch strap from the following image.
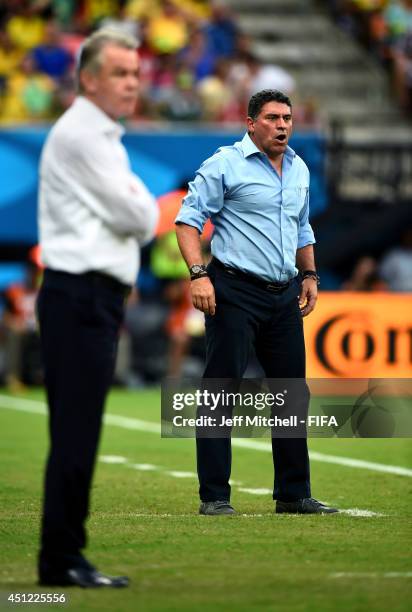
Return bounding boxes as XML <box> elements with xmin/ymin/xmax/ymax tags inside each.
<box><xmin>189</xmin><ymin>264</ymin><xmax>208</xmax><ymax>281</ymax></box>
<box><xmin>301</xmin><ymin>270</ymin><xmax>320</xmax><ymax>285</ymax></box>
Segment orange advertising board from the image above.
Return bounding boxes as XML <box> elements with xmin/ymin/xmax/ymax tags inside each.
<box><xmin>304</xmin><ymin>292</ymin><xmax>412</xmax><ymax>378</ymax></box>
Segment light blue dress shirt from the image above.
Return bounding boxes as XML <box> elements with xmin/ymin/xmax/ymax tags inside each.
<box><xmin>175</xmin><ymin>133</ymin><xmax>316</xmax><ymax>282</ymax></box>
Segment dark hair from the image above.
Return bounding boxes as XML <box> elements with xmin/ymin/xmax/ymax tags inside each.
<box><xmin>248</xmin><ymin>89</ymin><xmax>292</xmax><ymax>120</ymax></box>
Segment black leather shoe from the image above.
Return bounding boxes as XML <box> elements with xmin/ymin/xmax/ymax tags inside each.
<box><xmin>199</xmin><ymin>500</ymin><xmax>236</xmax><ymax>515</ymax></box>
<box><xmin>276</xmin><ymin>497</ymin><xmax>339</xmax><ymax>514</ymax></box>
<box><xmin>39</xmin><ymin>567</ymin><xmax>129</xmax><ymax>588</ymax></box>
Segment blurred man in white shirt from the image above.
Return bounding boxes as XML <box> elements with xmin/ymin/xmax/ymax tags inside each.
<box><xmin>37</xmin><ymin>29</ymin><xmax>158</xmax><ymax>588</ymax></box>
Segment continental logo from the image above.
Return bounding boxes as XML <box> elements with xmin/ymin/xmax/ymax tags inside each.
<box><xmin>304</xmin><ymin>293</ymin><xmax>412</xmax><ymax>378</ymax></box>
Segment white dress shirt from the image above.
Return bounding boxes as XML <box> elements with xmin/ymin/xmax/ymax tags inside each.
<box><xmin>39</xmin><ymin>96</ymin><xmax>158</xmax><ymax>286</ymax></box>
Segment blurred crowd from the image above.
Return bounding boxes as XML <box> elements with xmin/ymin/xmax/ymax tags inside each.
<box><xmin>341</xmin><ymin>229</ymin><xmax>412</xmax><ymax>290</ymax></box>
<box><xmin>0</xmin><ymin>0</ymin><xmax>314</xmax><ymax>125</ymax></box>
<box><xmin>330</xmin><ymin>0</ymin><xmax>412</xmax><ymax>113</ymax></box>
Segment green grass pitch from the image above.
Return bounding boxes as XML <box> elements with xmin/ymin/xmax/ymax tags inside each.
<box><xmin>0</xmin><ymin>388</ymin><xmax>411</xmax><ymax>611</ymax></box>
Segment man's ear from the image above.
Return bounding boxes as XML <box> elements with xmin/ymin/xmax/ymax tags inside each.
<box><xmin>79</xmin><ymin>69</ymin><xmax>97</xmax><ymax>95</ymax></box>
<box><xmin>246</xmin><ymin>116</ymin><xmax>254</xmax><ymax>134</ymax></box>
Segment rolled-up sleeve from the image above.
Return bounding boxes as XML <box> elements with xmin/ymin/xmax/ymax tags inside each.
<box><xmin>175</xmin><ymin>155</ymin><xmax>225</xmax><ymax>232</ymax></box>
<box><xmin>297</xmin><ymin>188</ymin><xmax>316</xmax><ymax>248</ymax></box>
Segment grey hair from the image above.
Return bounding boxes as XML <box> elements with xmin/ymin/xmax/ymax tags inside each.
<box><xmin>76</xmin><ymin>28</ymin><xmax>138</xmax><ymax>93</ymax></box>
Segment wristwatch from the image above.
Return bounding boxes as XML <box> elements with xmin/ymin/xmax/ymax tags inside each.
<box><xmin>189</xmin><ymin>264</ymin><xmax>208</xmax><ymax>281</ymax></box>
<box><xmin>301</xmin><ymin>270</ymin><xmax>320</xmax><ymax>286</ymax></box>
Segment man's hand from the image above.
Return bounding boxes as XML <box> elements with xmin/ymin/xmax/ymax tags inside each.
<box><xmin>190</xmin><ymin>276</ymin><xmax>216</xmax><ymax>315</ymax></box>
<box><xmin>299</xmin><ymin>277</ymin><xmax>318</xmax><ymax>317</ymax></box>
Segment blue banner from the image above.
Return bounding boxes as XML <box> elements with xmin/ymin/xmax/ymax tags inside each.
<box><xmin>0</xmin><ymin>127</ymin><xmax>327</xmax><ymax>243</ymax></box>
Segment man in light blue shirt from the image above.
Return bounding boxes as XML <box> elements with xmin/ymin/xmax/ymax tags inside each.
<box><xmin>176</xmin><ymin>89</ymin><xmax>338</xmax><ymax>516</ymax></box>
<box><xmin>176</xmin><ymin>119</ymin><xmax>314</xmax><ymax>285</ymax></box>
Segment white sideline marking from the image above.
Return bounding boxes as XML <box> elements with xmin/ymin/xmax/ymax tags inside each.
<box><xmin>130</xmin><ymin>463</ymin><xmax>159</xmax><ymax>471</ymax></box>
<box><xmin>97</xmin><ymin>513</ymin><xmax>269</xmax><ymax>519</ymax></box>
<box><xmin>100</xmin><ymin>455</ymin><xmax>128</xmax><ymax>464</ymax></box>
<box><xmin>166</xmin><ymin>470</ymin><xmax>197</xmax><ymax>478</ymax></box>
<box><xmin>308</xmin><ymin>450</ymin><xmax>412</xmax><ymax>478</ymax></box>
<box><xmin>238</xmin><ymin>487</ymin><xmax>273</xmax><ymax>495</ymax></box>
<box><xmin>0</xmin><ymin>394</ymin><xmax>46</xmax><ymax>414</ymax></box>
<box><xmin>0</xmin><ymin>510</ymin><xmax>381</xmax><ymax>521</ymax></box>
<box><xmin>233</xmin><ymin>438</ymin><xmax>412</xmax><ymax>478</ymax></box>
<box><xmin>105</xmin><ymin>413</ymin><xmax>160</xmax><ymax>434</ymax></box>
<box><xmin>1</xmin><ymin>393</ymin><xmax>411</xmax><ymax>478</ymax></box>
<box><xmin>330</xmin><ymin>572</ymin><xmax>412</xmax><ymax>579</ymax></box>
<box><xmin>339</xmin><ymin>508</ymin><xmax>384</xmax><ymax>517</ymax></box>
<box><xmin>0</xmin><ymin>512</ymin><xmax>271</xmax><ymax>519</ymax></box>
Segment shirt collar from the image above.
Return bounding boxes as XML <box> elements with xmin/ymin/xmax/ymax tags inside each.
<box><xmin>73</xmin><ymin>96</ymin><xmax>125</xmax><ymax>137</ymax></box>
<box><xmin>241</xmin><ymin>132</ymin><xmax>296</xmax><ymax>160</ymax></box>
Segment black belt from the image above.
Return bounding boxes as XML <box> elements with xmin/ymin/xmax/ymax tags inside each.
<box><xmin>211</xmin><ymin>258</ymin><xmax>295</xmax><ymax>293</ymax></box>
<box><xmin>43</xmin><ymin>268</ymin><xmax>131</xmax><ymax>298</ymax></box>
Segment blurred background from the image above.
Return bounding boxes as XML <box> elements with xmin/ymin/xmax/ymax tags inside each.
<box><xmin>0</xmin><ymin>0</ymin><xmax>411</xmax><ymax>389</ymax></box>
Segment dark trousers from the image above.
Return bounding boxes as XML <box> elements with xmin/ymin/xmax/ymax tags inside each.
<box><xmin>37</xmin><ymin>269</ymin><xmax>126</xmax><ymax>571</ymax></box>
<box><xmin>197</xmin><ymin>262</ymin><xmax>311</xmax><ymax>503</ymax></box>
